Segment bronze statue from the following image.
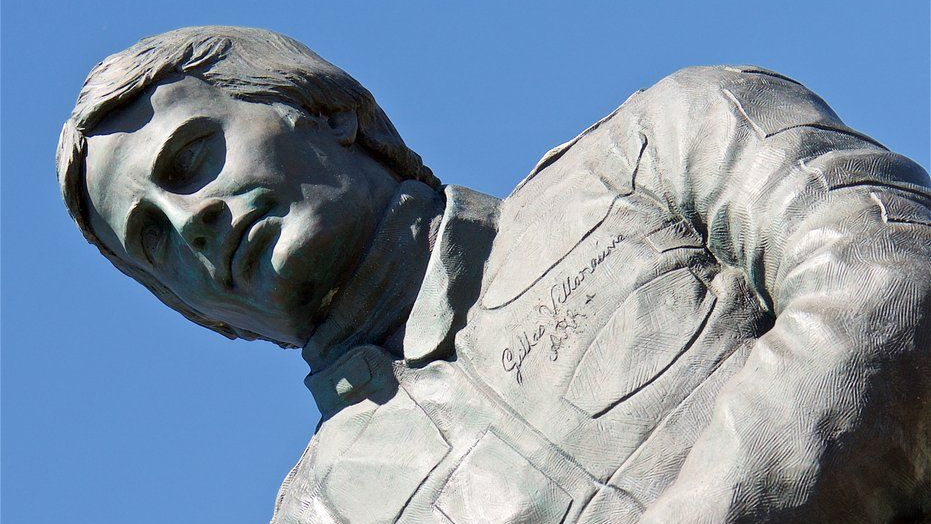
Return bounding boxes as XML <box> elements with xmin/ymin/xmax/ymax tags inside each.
<box><xmin>58</xmin><ymin>27</ymin><xmax>931</xmax><ymax>523</ymax></box>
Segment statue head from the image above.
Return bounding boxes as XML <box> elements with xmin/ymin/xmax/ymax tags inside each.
<box><xmin>57</xmin><ymin>26</ymin><xmax>440</xmax><ymax>347</ymax></box>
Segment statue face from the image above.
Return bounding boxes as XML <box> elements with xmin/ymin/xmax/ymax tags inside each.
<box><xmin>83</xmin><ymin>75</ymin><xmax>399</xmax><ymax>346</ymax></box>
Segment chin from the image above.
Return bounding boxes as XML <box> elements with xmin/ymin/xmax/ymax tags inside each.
<box><xmin>249</xmin><ymin>227</ymin><xmax>359</xmax><ymax>346</ymax></box>
<box><xmin>257</xmin><ymin>279</ymin><xmax>329</xmax><ymax>347</ymax></box>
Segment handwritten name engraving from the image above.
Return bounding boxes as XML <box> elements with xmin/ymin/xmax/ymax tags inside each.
<box><xmin>501</xmin><ymin>324</ymin><xmax>546</xmax><ymax>385</ymax></box>
<box><xmin>546</xmin><ymin>232</ymin><xmax>624</xmax><ymax>313</ymax></box>
<box><xmin>501</xmin><ymin>233</ymin><xmax>623</xmax><ymax>385</ymax></box>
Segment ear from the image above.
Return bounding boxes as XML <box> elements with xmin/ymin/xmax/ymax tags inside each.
<box><xmin>327</xmin><ymin>111</ymin><xmax>358</xmax><ymax>147</ymax></box>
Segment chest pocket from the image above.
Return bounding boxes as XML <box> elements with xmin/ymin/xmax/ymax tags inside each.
<box><xmin>564</xmin><ymin>266</ymin><xmax>716</xmax><ymax>418</ymax></box>
<box><xmin>434</xmin><ymin>431</ymin><xmax>572</xmax><ymax>524</ymax></box>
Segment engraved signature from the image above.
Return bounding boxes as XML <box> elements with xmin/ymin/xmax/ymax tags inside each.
<box><xmin>501</xmin><ymin>233</ymin><xmax>623</xmax><ymax>385</ymax></box>
<box><xmin>543</xmin><ymin>232</ymin><xmax>623</xmax><ymax>315</ymax></box>
<box><xmin>500</xmin><ymin>308</ymin><xmax>587</xmax><ymax>385</ymax></box>
<box><xmin>501</xmin><ymin>324</ymin><xmax>546</xmax><ymax>385</ymax></box>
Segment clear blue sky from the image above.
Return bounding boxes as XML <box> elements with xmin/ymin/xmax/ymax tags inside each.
<box><xmin>2</xmin><ymin>1</ymin><xmax>928</xmax><ymax>523</ymax></box>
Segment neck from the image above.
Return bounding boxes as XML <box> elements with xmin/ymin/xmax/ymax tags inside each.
<box><xmin>301</xmin><ymin>180</ymin><xmax>444</xmax><ymax>371</ymax></box>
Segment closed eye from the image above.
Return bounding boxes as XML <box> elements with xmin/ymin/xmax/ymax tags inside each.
<box><xmin>152</xmin><ymin>117</ymin><xmax>225</xmax><ymax>194</ymax></box>
<box><xmin>165</xmin><ymin>135</ymin><xmax>209</xmax><ymax>187</ymax></box>
<box><xmin>141</xmin><ymin>222</ymin><xmax>167</xmax><ymax>265</ymax></box>
<box><xmin>124</xmin><ymin>200</ymin><xmax>171</xmax><ymax>267</ymax></box>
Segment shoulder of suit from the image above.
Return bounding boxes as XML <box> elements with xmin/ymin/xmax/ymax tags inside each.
<box><xmin>664</xmin><ymin>64</ymin><xmax>804</xmax><ymax>87</ymax></box>
<box><xmin>510</xmin><ymin>65</ymin><xmax>827</xmax><ymax>196</ymax></box>
<box><xmin>662</xmin><ymin>65</ymin><xmax>889</xmax><ymax>148</ymax></box>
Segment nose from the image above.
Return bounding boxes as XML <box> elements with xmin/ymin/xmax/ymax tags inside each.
<box><xmin>177</xmin><ymin>198</ymin><xmax>228</xmax><ymax>253</ymax></box>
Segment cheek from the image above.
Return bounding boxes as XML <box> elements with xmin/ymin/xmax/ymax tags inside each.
<box><xmin>230</xmin><ymin>110</ymin><xmax>303</xmax><ymax>171</ymax></box>
<box><xmin>220</xmin><ymin>137</ymin><xmax>280</xmax><ymax>190</ymax></box>
<box><xmin>219</xmin><ymin>115</ymin><xmax>294</xmax><ymax>189</ymax></box>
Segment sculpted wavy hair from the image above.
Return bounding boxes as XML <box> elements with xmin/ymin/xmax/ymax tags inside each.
<box><xmin>57</xmin><ymin>26</ymin><xmax>439</xmax><ymax>346</ymax></box>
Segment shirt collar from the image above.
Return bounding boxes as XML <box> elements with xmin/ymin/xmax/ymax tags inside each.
<box><xmin>304</xmin><ymin>185</ymin><xmax>500</xmax><ymax>416</ymax></box>
<box><xmin>402</xmin><ymin>184</ymin><xmax>500</xmax><ymax>364</ymax></box>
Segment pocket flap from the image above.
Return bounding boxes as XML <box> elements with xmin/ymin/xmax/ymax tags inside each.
<box><xmin>565</xmin><ymin>268</ymin><xmax>715</xmax><ymax>417</ymax></box>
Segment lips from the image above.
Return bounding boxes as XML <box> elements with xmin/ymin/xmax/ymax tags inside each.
<box><xmin>216</xmin><ymin>206</ymin><xmax>270</xmax><ymax>289</ymax></box>
<box><xmin>230</xmin><ymin>215</ymin><xmax>280</xmax><ymax>287</ymax></box>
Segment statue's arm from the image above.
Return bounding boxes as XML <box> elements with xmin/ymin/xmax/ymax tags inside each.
<box><xmin>624</xmin><ymin>66</ymin><xmax>931</xmax><ymax>522</ymax></box>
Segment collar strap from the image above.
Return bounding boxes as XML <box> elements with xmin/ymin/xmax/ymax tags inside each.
<box><xmin>304</xmin><ymin>344</ymin><xmax>397</xmax><ymax>419</ymax></box>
